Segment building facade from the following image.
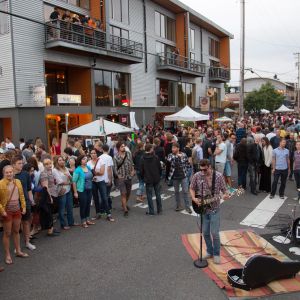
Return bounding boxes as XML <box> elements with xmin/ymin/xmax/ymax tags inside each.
<box><xmin>0</xmin><ymin>0</ymin><xmax>232</xmax><ymax>146</ymax></box>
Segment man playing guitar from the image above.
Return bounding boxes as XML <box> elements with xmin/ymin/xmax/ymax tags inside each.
<box><xmin>190</xmin><ymin>159</ymin><xmax>229</xmax><ymax>264</ymax></box>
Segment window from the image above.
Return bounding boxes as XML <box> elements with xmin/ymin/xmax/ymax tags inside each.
<box><xmin>0</xmin><ymin>0</ymin><xmax>9</xmax><ymax>35</ymax></box>
<box><xmin>209</xmin><ymin>87</ymin><xmax>221</xmax><ymax>109</ymax></box>
<box><xmin>190</xmin><ymin>52</ymin><xmax>195</xmax><ymax>60</ymax></box>
<box><xmin>209</xmin><ymin>38</ymin><xmax>220</xmax><ymax>58</ymax></box>
<box><xmin>177</xmin><ymin>82</ymin><xmax>195</xmax><ymax>107</ymax></box>
<box><xmin>155</xmin><ymin>41</ymin><xmax>174</xmax><ymax>54</ymax></box>
<box><xmin>190</xmin><ymin>28</ymin><xmax>195</xmax><ymax>49</ymax></box>
<box><xmin>110</xmin><ymin>25</ymin><xmax>129</xmax><ymax>39</ymax></box>
<box><xmin>156</xmin><ymin>79</ymin><xmax>175</xmax><ymax>107</ymax></box>
<box><xmin>94</xmin><ymin>70</ymin><xmax>130</xmax><ymax>107</ymax></box>
<box><xmin>154</xmin><ymin>11</ymin><xmax>175</xmax><ymax>42</ymax></box>
<box><xmin>110</xmin><ymin>0</ymin><xmax>129</xmax><ymax>24</ymax></box>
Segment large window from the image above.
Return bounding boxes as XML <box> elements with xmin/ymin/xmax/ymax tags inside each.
<box><xmin>178</xmin><ymin>82</ymin><xmax>195</xmax><ymax>107</ymax></box>
<box><xmin>110</xmin><ymin>0</ymin><xmax>129</xmax><ymax>24</ymax></box>
<box><xmin>155</xmin><ymin>11</ymin><xmax>175</xmax><ymax>42</ymax></box>
<box><xmin>95</xmin><ymin>70</ymin><xmax>130</xmax><ymax>107</ymax></box>
<box><xmin>110</xmin><ymin>25</ymin><xmax>129</xmax><ymax>39</ymax></box>
<box><xmin>59</xmin><ymin>0</ymin><xmax>90</xmax><ymax>9</ymax></box>
<box><xmin>155</xmin><ymin>41</ymin><xmax>174</xmax><ymax>54</ymax></box>
<box><xmin>156</xmin><ymin>79</ymin><xmax>175</xmax><ymax>107</ymax></box>
<box><xmin>0</xmin><ymin>0</ymin><xmax>9</xmax><ymax>35</ymax></box>
<box><xmin>209</xmin><ymin>38</ymin><xmax>220</xmax><ymax>58</ymax></box>
<box><xmin>190</xmin><ymin>28</ymin><xmax>195</xmax><ymax>49</ymax></box>
<box><xmin>209</xmin><ymin>87</ymin><xmax>221</xmax><ymax>109</ymax></box>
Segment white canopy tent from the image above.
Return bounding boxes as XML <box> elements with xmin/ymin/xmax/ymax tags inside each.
<box><xmin>274</xmin><ymin>105</ymin><xmax>294</xmax><ymax>113</ymax></box>
<box><xmin>164</xmin><ymin>105</ymin><xmax>209</xmax><ymax>122</ymax></box>
<box><xmin>260</xmin><ymin>109</ymin><xmax>270</xmax><ymax>114</ymax></box>
<box><xmin>68</xmin><ymin>119</ymin><xmax>133</xmax><ymax>136</ymax></box>
<box><xmin>224</xmin><ymin>108</ymin><xmax>235</xmax><ymax>113</ymax></box>
<box><xmin>215</xmin><ymin>116</ymin><xmax>233</xmax><ymax>122</ymax></box>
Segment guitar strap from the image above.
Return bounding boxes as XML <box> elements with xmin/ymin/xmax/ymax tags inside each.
<box><xmin>211</xmin><ymin>170</ymin><xmax>216</xmax><ymax>197</ymax></box>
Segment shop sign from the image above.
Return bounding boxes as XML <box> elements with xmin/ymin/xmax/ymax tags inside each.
<box><xmin>121</xmin><ymin>116</ymin><xmax>127</xmax><ymax>123</ymax></box>
<box><xmin>200</xmin><ymin>96</ymin><xmax>210</xmax><ymax>111</ymax></box>
<box><xmin>57</xmin><ymin>94</ymin><xmax>81</xmax><ymax>104</ymax></box>
<box><xmin>31</xmin><ymin>85</ymin><xmax>46</xmax><ymax>106</ymax></box>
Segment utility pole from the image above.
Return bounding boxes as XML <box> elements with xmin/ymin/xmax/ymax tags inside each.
<box><xmin>294</xmin><ymin>53</ymin><xmax>300</xmax><ymax>112</ymax></box>
<box><xmin>239</xmin><ymin>0</ymin><xmax>245</xmax><ymax>118</ymax></box>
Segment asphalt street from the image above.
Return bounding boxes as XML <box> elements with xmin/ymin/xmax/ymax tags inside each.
<box><xmin>1</xmin><ymin>169</ymin><xmax>300</xmax><ymax>300</ymax></box>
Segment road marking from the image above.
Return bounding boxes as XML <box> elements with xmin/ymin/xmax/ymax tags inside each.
<box><xmin>240</xmin><ymin>195</ymin><xmax>287</xmax><ymax>228</ymax></box>
<box><xmin>168</xmin><ymin>186</ymin><xmax>182</xmax><ymax>192</ymax></box>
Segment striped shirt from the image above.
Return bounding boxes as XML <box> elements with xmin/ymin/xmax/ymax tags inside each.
<box><xmin>294</xmin><ymin>151</ymin><xmax>300</xmax><ymax>171</ymax></box>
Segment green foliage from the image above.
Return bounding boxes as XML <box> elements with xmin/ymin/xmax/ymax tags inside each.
<box><xmin>244</xmin><ymin>82</ymin><xmax>284</xmax><ymax>113</ymax></box>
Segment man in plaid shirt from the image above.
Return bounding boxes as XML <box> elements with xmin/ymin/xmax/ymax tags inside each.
<box><xmin>167</xmin><ymin>143</ymin><xmax>192</xmax><ymax>213</ymax></box>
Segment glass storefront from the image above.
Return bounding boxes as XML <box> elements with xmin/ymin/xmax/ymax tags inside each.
<box><xmin>209</xmin><ymin>87</ymin><xmax>221</xmax><ymax>109</ymax></box>
<box><xmin>94</xmin><ymin>69</ymin><xmax>130</xmax><ymax>107</ymax></box>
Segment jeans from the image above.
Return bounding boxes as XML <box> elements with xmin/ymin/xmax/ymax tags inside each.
<box><xmin>96</xmin><ymin>181</ymin><xmax>111</xmax><ymax>216</ymax></box>
<box><xmin>295</xmin><ymin>170</ymin><xmax>300</xmax><ymax>189</ymax></box>
<box><xmin>78</xmin><ymin>189</ymin><xmax>92</xmax><ymax>222</ymax></box>
<box><xmin>271</xmin><ymin>169</ymin><xmax>288</xmax><ymax>197</ymax></box>
<box><xmin>145</xmin><ymin>183</ymin><xmax>162</xmax><ymax>214</ymax></box>
<box><xmin>238</xmin><ymin>163</ymin><xmax>248</xmax><ymax>189</ymax></box>
<box><xmin>248</xmin><ymin>163</ymin><xmax>257</xmax><ymax>193</ymax></box>
<box><xmin>203</xmin><ymin>209</ymin><xmax>220</xmax><ymax>256</ymax></box>
<box><xmin>58</xmin><ymin>191</ymin><xmax>74</xmax><ymax>228</ymax></box>
<box><xmin>92</xmin><ymin>181</ymin><xmax>101</xmax><ymax>215</ymax></box>
<box><xmin>136</xmin><ymin>171</ymin><xmax>145</xmax><ymax>196</ymax></box>
<box><xmin>186</xmin><ymin>167</ymin><xmax>192</xmax><ymax>185</ymax></box>
<box><xmin>106</xmin><ymin>183</ymin><xmax>112</xmax><ymax>211</ymax></box>
<box><xmin>290</xmin><ymin>158</ymin><xmax>294</xmax><ymax>178</ymax></box>
<box><xmin>173</xmin><ymin>177</ymin><xmax>190</xmax><ymax>208</ymax></box>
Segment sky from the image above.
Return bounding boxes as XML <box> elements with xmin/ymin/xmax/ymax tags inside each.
<box><xmin>181</xmin><ymin>0</ymin><xmax>300</xmax><ymax>86</ymax></box>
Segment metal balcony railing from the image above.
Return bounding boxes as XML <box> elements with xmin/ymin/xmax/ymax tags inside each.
<box><xmin>45</xmin><ymin>20</ymin><xmax>143</xmax><ymax>59</ymax></box>
<box><xmin>209</xmin><ymin>66</ymin><xmax>230</xmax><ymax>82</ymax></box>
<box><xmin>157</xmin><ymin>52</ymin><xmax>206</xmax><ymax>75</ymax></box>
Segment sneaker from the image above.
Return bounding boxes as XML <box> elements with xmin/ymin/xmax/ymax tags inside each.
<box><xmin>186</xmin><ymin>207</ymin><xmax>192</xmax><ymax>214</ymax></box>
<box><xmin>269</xmin><ymin>195</ymin><xmax>274</xmax><ymax>199</ymax></box>
<box><xmin>175</xmin><ymin>206</ymin><xmax>184</xmax><ymax>212</ymax></box>
<box><xmin>213</xmin><ymin>256</ymin><xmax>221</xmax><ymax>264</ymax></box>
<box><xmin>106</xmin><ymin>216</ymin><xmax>115</xmax><ymax>222</ymax></box>
<box><xmin>280</xmin><ymin>195</ymin><xmax>284</xmax><ymax>199</ymax></box>
<box><xmin>26</xmin><ymin>242</ymin><xmax>36</xmax><ymax>251</ymax></box>
<box><xmin>146</xmin><ymin>211</ymin><xmax>155</xmax><ymax>216</ymax></box>
<box><xmin>203</xmin><ymin>253</ymin><xmax>213</xmax><ymax>259</ymax></box>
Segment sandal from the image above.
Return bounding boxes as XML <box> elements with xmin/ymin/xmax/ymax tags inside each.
<box><xmin>0</xmin><ymin>266</ymin><xmax>4</xmax><ymax>272</ymax></box>
<box><xmin>82</xmin><ymin>223</ymin><xmax>88</xmax><ymax>228</ymax></box>
<box><xmin>16</xmin><ymin>252</ymin><xmax>29</xmax><ymax>258</ymax></box>
<box><xmin>5</xmin><ymin>258</ymin><xmax>13</xmax><ymax>265</ymax></box>
<box><xmin>86</xmin><ymin>221</ymin><xmax>95</xmax><ymax>225</ymax></box>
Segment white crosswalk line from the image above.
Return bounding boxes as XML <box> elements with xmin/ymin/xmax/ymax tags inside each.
<box><xmin>168</xmin><ymin>186</ymin><xmax>182</xmax><ymax>192</ymax></box>
<box><xmin>240</xmin><ymin>195</ymin><xmax>287</xmax><ymax>228</ymax></box>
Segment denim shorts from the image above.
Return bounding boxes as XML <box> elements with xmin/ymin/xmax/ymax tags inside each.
<box><xmin>224</xmin><ymin>161</ymin><xmax>232</xmax><ymax>177</ymax></box>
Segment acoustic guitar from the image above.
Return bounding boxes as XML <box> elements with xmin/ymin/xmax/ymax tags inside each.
<box><xmin>192</xmin><ymin>187</ymin><xmax>244</xmax><ymax>214</ymax></box>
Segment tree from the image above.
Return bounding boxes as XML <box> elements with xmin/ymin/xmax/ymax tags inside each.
<box><xmin>244</xmin><ymin>82</ymin><xmax>284</xmax><ymax>113</ymax></box>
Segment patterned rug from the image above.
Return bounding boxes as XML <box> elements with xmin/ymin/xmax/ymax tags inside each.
<box><xmin>182</xmin><ymin>230</ymin><xmax>300</xmax><ymax>298</ymax></box>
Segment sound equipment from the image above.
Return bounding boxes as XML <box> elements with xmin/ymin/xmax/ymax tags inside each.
<box><xmin>292</xmin><ymin>218</ymin><xmax>300</xmax><ymax>245</ymax></box>
<box><xmin>227</xmin><ymin>255</ymin><xmax>300</xmax><ymax>290</ymax></box>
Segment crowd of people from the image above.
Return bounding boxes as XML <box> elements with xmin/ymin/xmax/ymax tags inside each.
<box><xmin>1</xmin><ymin>111</ymin><xmax>300</xmax><ymax>270</ymax></box>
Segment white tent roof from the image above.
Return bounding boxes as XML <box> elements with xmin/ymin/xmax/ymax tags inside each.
<box><xmin>68</xmin><ymin>119</ymin><xmax>133</xmax><ymax>136</ymax></box>
<box><xmin>215</xmin><ymin>116</ymin><xmax>233</xmax><ymax>122</ymax></box>
<box><xmin>274</xmin><ymin>104</ymin><xmax>294</xmax><ymax>113</ymax></box>
<box><xmin>164</xmin><ymin>105</ymin><xmax>209</xmax><ymax>121</ymax></box>
<box><xmin>224</xmin><ymin>108</ymin><xmax>235</xmax><ymax>113</ymax></box>
<box><xmin>260</xmin><ymin>109</ymin><xmax>270</xmax><ymax>114</ymax></box>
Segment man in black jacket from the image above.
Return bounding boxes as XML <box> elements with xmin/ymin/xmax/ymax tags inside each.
<box><xmin>140</xmin><ymin>144</ymin><xmax>162</xmax><ymax>215</ymax></box>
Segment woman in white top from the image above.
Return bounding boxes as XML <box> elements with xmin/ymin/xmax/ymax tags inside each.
<box><xmin>53</xmin><ymin>156</ymin><xmax>74</xmax><ymax>230</ymax></box>
<box><xmin>259</xmin><ymin>137</ymin><xmax>273</xmax><ymax>193</ymax></box>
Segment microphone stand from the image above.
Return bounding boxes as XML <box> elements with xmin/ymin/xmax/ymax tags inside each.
<box><xmin>194</xmin><ymin>180</ymin><xmax>208</xmax><ymax>268</ymax></box>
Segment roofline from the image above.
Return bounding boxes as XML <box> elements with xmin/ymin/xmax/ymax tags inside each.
<box><xmin>245</xmin><ymin>77</ymin><xmax>294</xmax><ymax>88</ymax></box>
<box><xmin>170</xmin><ymin>0</ymin><xmax>234</xmax><ymax>38</ymax></box>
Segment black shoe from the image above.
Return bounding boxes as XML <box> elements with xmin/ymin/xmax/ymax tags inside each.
<box><xmin>47</xmin><ymin>232</ymin><xmax>60</xmax><ymax>237</ymax></box>
<box><xmin>124</xmin><ymin>211</ymin><xmax>129</xmax><ymax>217</ymax></box>
<box><xmin>157</xmin><ymin>210</ymin><xmax>162</xmax><ymax>215</ymax></box>
<box><xmin>146</xmin><ymin>212</ymin><xmax>155</xmax><ymax>216</ymax></box>
<box><xmin>269</xmin><ymin>195</ymin><xmax>274</xmax><ymax>199</ymax></box>
<box><xmin>289</xmin><ymin>178</ymin><xmax>294</xmax><ymax>181</ymax></box>
<box><xmin>251</xmin><ymin>191</ymin><xmax>258</xmax><ymax>196</ymax></box>
<box><xmin>186</xmin><ymin>207</ymin><xmax>192</xmax><ymax>214</ymax></box>
<box><xmin>280</xmin><ymin>195</ymin><xmax>285</xmax><ymax>199</ymax></box>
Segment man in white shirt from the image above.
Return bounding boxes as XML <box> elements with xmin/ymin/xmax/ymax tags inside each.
<box><xmin>266</xmin><ymin>129</ymin><xmax>276</xmax><ymax>141</ymax></box>
<box><xmin>214</xmin><ymin>134</ymin><xmax>227</xmax><ymax>174</ymax></box>
<box><xmin>94</xmin><ymin>144</ymin><xmax>114</xmax><ymax>221</ymax></box>
<box><xmin>5</xmin><ymin>137</ymin><xmax>15</xmax><ymax>150</ymax></box>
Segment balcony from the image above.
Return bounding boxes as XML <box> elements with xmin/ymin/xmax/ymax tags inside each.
<box><xmin>44</xmin><ymin>20</ymin><xmax>143</xmax><ymax>63</ymax></box>
<box><xmin>209</xmin><ymin>67</ymin><xmax>230</xmax><ymax>82</ymax></box>
<box><xmin>156</xmin><ymin>52</ymin><xmax>206</xmax><ymax>77</ymax></box>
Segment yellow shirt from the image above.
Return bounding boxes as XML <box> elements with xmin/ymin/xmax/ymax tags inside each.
<box><xmin>280</xmin><ymin>130</ymin><xmax>286</xmax><ymax>138</ymax></box>
<box><xmin>0</xmin><ymin>178</ymin><xmax>26</xmax><ymax>215</ymax></box>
